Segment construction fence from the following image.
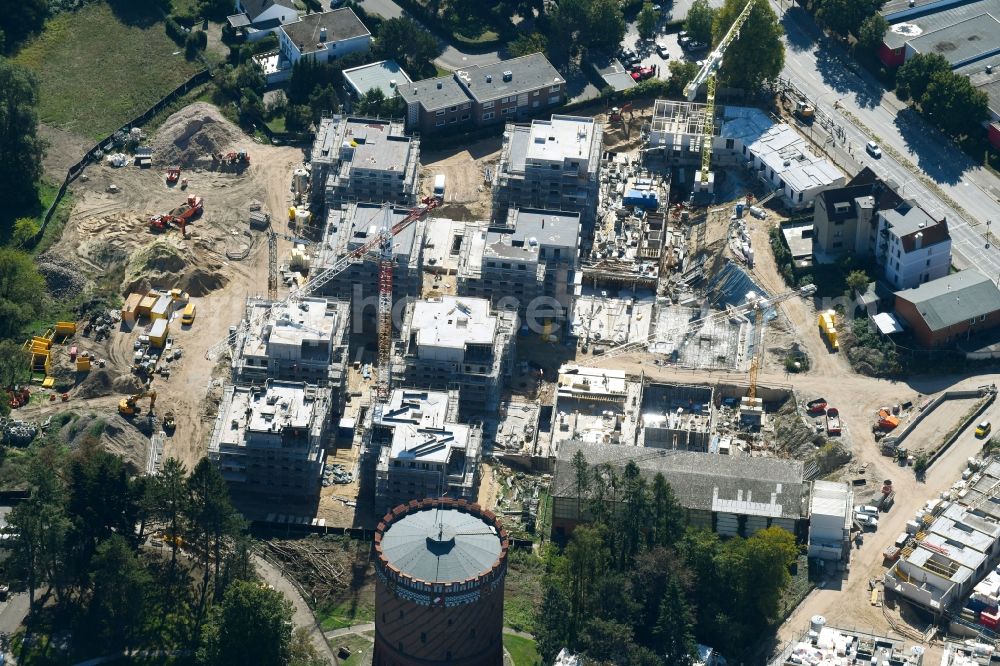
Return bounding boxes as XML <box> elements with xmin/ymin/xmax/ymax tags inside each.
<box><xmin>30</xmin><ymin>68</ymin><xmax>213</xmax><ymax>246</ymax></box>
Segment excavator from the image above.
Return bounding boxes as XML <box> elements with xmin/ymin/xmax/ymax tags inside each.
<box><xmin>149</xmin><ymin>194</ymin><xmax>203</xmax><ymax>236</ymax></box>
<box><xmin>165</xmin><ymin>166</ymin><xmax>181</xmax><ymax>185</ymax></box>
<box><xmin>119</xmin><ymin>390</ymin><xmax>156</xmax><ymax>416</ymax></box>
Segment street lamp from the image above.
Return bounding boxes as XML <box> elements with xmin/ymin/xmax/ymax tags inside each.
<box><xmin>988</xmin><ymin>220</ymin><xmax>993</xmax><ymax>249</ymax></box>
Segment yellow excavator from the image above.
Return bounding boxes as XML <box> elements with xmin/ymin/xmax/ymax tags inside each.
<box><xmin>119</xmin><ymin>390</ymin><xmax>156</xmax><ymax>416</ymax></box>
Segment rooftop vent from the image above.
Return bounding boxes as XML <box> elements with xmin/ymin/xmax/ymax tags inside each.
<box><xmin>486</xmin><ymin>74</ymin><xmax>493</xmax><ymax>83</ymax></box>
<box><xmin>436</xmin><ymin>81</ymin><xmax>443</xmax><ymax>89</ymax></box>
<box><xmin>319</xmin><ymin>27</ymin><xmax>327</xmax><ymax>42</ymax></box>
<box><xmin>502</xmin><ymin>70</ymin><xmax>513</xmax><ymax>82</ymax></box>
<box><xmin>389</xmin><ymin>79</ymin><xmax>397</xmax><ymax>88</ymax></box>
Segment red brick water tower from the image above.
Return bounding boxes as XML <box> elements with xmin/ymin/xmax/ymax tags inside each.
<box><xmin>373</xmin><ymin>497</ymin><xmax>509</xmax><ymax>666</ymax></box>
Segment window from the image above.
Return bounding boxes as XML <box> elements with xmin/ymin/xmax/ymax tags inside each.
<box><xmin>550</xmin><ymin>84</ymin><xmax>561</xmax><ymax>92</ymax></box>
<box><xmin>483</xmin><ymin>112</ymin><xmax>495</xmax><ymax>120</ymax></box>
<box><xmin>926</xmin><ymin>259</ymin><xmax>931</xmax><ymax>266</ymax></box>
<box><xmin>435</xmin><ymin>109</ymin><xmax>445</xmax><ymax>116</ymax></box>
<box><xmin>503</xmin><ymin>107</ymin><xmax>515</xmax><ymax>115</ymax></box>
<box><xmin>483</xmin><ymin>100</ymin><xmax>494</xmax><ymax>109</ymax></box>
<box><xmin>450</xmin><ymin>117</ymin><xmax>457</xmax><ymax>123</ymax></box>
<box><xmin>982</xmin><ymin>315</ymin><xmax>988</xmax><ymax>321</ymax></box>
<box><xmin>449</xmin><ymin>106</ymin><xmax>457</xmax><ymax>112</ymax></box>
<box><xmin>532</xmin><ymin>100</ymin><xmax>539</xmax><ymax>108</ymax></box>
<box><xmin>436</xmin><ymin>120</ymin><xmax>445</xmax><ymax>127</ymax></box>
<box><xmin>463</xmin><ymin>102</ymin><xmax>471</xmax><ymax>109</ymax></box>
<box><xmin>548</xmin><ymin>95</ymin><xmax>560</xmax><ymax>104</ymax></box>
<box><xmin>533</xmin><ymin>90</ymin><xmax>540</xmax><ymax>96</ymax></box>
<box><xmin>461</xmin><ymin>114</ymin><xmax>470</xmax><ymax>121</ymax></box>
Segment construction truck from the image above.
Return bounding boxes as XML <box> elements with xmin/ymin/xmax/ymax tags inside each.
<box><xmin>166</xmin><ymin>166</ymin><xmax>180</xmax><ymax>185</ymax></box>
<box><xmin>794</xmin><ymin>100</ymin><xmax>815</xmax><ymax>122</ymax></box>
<box><xmin>213</xmin><ymin>151</ymin><xmax>250</xmax><ymax>169</ymax></box>
<box><xmin>826</xmin><ymin>407</ymin><xmax>842</xmax><ymax>435</ymax></box>
<box><xmin>162</xmin><ymin>411</ymin><xmax>176</xmax><ymax>433</ymax></box>
<box><xmin>149</xmin><ymin>195</ymin><xmax>203</xmax><ymax>235</ymax></box>
<box><xmin>119</xmin><ymin>390</ymin><xmax>156</xmax><ymax>416</ymax></box>
<box><xmin>818</xmin><ymin>310</ymin><xmax>839</xmax><ymax>351</ymax></box>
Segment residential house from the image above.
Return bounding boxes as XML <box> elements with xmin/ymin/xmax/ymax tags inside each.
<box><xmin>812</xmin><ymin>167</ymin><xmax>903</xmax><ymax>258</ymax></box>
<box><xmin>894</xmin><ymin>269</ymin><xmax>1000</xmax><ymax>347</ymax></box>
<box><xmin>398</xmin><ymin>52</ymin><xmax>565</xmax><ymax>134</ymax></box>
<box><xmin>229</xmin><ymin>0</ymin><xmax>299</xmax><ymax>41</ymax></box>
<box><xmin>278</xmin><ymin>9</ymin><xmax>371</xmax><ymax>68</ymax></box>
<box><xmin>875</xmin><ymin>202</ymin><xmax>951</xmax><ymax>290</ymax></box>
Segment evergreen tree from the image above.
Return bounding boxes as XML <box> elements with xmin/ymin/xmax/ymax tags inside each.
<box><xmin>535</xmin><ymin>583</ymin><xmax>572</xmax><ymax>662</ymax></box>
<box><xmin>652</xmin><ymin>574</ymin><xmax>697</xmax><ymax>665</ymax></box>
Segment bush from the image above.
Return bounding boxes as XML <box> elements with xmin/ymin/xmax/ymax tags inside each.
<box><xmin>165</xmin><ymin>17</ymin><xmax>187</xmax><ymax>46</ymax></box>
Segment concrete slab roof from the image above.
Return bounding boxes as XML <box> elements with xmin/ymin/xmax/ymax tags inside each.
<box><xmin>411</xmin><ymin>297</ymin><xmax>497</xmax><ymax>349</ymax></box>
<box><xmin>343</xmin><ymin>59</ymin><xmax>411</xmax><ymax>99</ymax></box>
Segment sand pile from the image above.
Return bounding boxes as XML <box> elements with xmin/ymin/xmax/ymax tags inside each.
<box><xmin>112</xmin><ymin>374</ymin><xmax>145</xmax><ymax>394</ymax></box>
<box><xmin>152</xmin><ymin>102</ymin><xmax>245</xmax><ymax>167</ymax></box>
<box><xmin>77</xmin><ymin>369</ymin><xmax>114</xmax><ymax>398</ymax></box>
<box><xmin>121</xmin><ymin>240</ymin><xmax>229</xmax><ymax>296</ymax></box>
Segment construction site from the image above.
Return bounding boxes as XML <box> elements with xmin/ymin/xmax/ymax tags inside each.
<box><xmin>7</xmin><ymin>16</ymin><xmax>1000</xmax><ymax>659</ymax></box>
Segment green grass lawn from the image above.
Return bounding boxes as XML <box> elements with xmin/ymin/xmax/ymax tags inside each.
<box><xmin>503</xmin><ymin>634</ymin><xmax>541</xmax><ymax>666</ymax></box>
<box><xmin>317</xmin><ymin>597</ymin><xmax>376</xmax><ymax>632</ymax></box>
<box><xmin>14</xmin><ymin>2</ymin><xmax>204</xmax><ymax>140</ymax></box>
<box><xmin>332</xmin><ymin>632</ymin><xmax>374</xmax><ymax>666</ymax></box>
<box><xmin>503</xmin><ymin>550</ymin><xmax>544</xmax><ymax>634</ymax></box>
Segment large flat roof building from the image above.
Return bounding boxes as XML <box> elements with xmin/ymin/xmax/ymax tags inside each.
<box><xmin>373</xmin><ymin>389</ymin><xmax>483</xmax><ymax>513</ymax></box>
<box><xmin>209</xmin><ymin>380</ymin><xmax>332</xmax><ymax>499</ymax></box>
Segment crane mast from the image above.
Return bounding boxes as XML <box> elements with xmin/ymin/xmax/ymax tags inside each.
<box><xmin>376</xmin><ymin>210</ymin><xmax>395</xmax><ymax>404</ymax></box>
<box><xmin>683</xmin><ymin>0</ymin><xmax>756</xmax><ymax>189</ymax></box>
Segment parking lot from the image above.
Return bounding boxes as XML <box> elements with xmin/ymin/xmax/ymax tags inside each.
<box><xmin>618</xmin><ymin>10</ymin><xmax>715</xmax><ymax>87</ymax></box>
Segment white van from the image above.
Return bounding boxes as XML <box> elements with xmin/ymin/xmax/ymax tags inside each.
<box><xmin>433</xmin><ymin>174</ymin><xmax>446</xmax><ymax>199</ymax></box>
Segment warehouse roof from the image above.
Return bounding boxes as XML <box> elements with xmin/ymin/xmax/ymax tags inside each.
<box><xmin>883</xmin><ymin>0</ymin><xmax>1000</xmax><ymax>51</ymax></box>
<box><xmin>895</xmin><ymin>269</ymin><xmax>1000</xmax><ymax>331</ymax></box>
<box><xmin>552</xmin><ymin>441</ymin><xmax>809</xmax><ymax>520</ymax></box>
<box><xmin>379</xmin><ymin>504</ymin><xmax>502</xmax><ymax>583</ymax></box>
<box><xmin>905</xmin><ymin>14</ymin><xmax>1000</xmax><ymax>67</ymax></box>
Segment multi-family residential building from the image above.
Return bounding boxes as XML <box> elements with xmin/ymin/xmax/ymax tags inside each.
<box><xmin>309</xmin><ymin>116</ymin><xmax>420</xmax><ymax>208</ymax></box>
<box><xmin>231</xmin><ymin>297</ymin><xmax>350</xmax><ymax>407</ymax></box>
<box><xmin>397</xmin><ymin>53</ymin><xmax>566</xmax><ymax>134</ymax></box>
<box><xmin>277</xmin><ymin>9</ymin><xmax>371</xmax><ymax>67</ymax></box>
<box><xmin>209</xmin><ymin>380</ymin><xmax>332</xmax><ymax>499</ymax></box>
<box><xmin>373</xmin><ymin>389</ymin><xmax>483</xmax><ymax>513</ymax></box>
<box><xmin>875</xmin><ymin>202</ymin><xmax>951</xmax><ymax>290</ymax></box>
<box><xmin>229</xmin><ymin>0</ymin><xmax>299</xmax><ymax>41</ymax></box>
<box><xmin>458</xmin><ymin>208</ymin><xmax>582</xmax><ymax>318</ymax></box>
<box><xmin>812</xmin><ymin>167</ymin><xmax>904</xmax><ymax>258</ymax></box>
<box><xmin>393</xmin><ymin>296</ymin><xmax>517</xmax><ymax>418</ymax></box>
<box><xmin>492</xmin><ymin>115</ymin><xmax>603</xmax><ymax>234</ymax></box>
<box><xmin>314</xmin><ymin>202</ymin><xmax>426</xmax><ymax>311</ymax></box>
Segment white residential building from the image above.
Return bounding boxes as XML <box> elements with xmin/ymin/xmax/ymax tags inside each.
<box><xmin>373</xmin><ymin>389</ymin><xmax>483</xmax><ymax>513</ymax></box>
<box><xmin>278</xmin><ymin>9</ymin><xmax>371</xmax><ymax>67</ymax></box>
<box><xmin>229</xmin><ymin>0</ymin><xmax>299</xmax><ymax>41</ymax></box>
<box><xmin>875</xmin><ymin>202</ymin><xmax>951</xmax><ymax>290</ymax></box>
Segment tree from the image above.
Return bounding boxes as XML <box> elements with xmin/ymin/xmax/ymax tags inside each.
<box><xmin>649</xmin><ymin>473</ymin><xmax>684</xmax><ymax>548</ymax></box>
<box><xmin>290</xmin><ymin>626</ymin><xmax>326</xmax><ymax>666</ymax></box>
<box><xmin>685</xmin><ymin>0</ymin><xmax>716</xmax><ymax>45</ymax></box>
<box><xmin>857</xmin><ymin>13</ymin><xmax>888</xmax><ymax>51</ymax></box>
<box><xmin>571</xmin><ymin>449</ymin><xmax>590</xmax><ymax>519</ymax></box>
<box><xmin>896</xmin><ymin>53</ymin><xmax>949</xmax><ymax>102</ymax></box>
<box><xmin>86</xmin><ymin>534</ymin><xmax>151</xmax><ymax>652</ymax></box>
<box><xmin>0</xmin><ymin>59</ymin><xmax>45</xmax><ymax>220</ymax></box>
<box><xmin>11</xmin><ymin>217</ymin><xmax>38</xmax><ymax>248</ymax></box>
<box><xmin>564</xmin><ymin>524</ymin><xmax>609</xmax><ymax>640</ymax></box>
<box><xmin>713</xmin><ymin>0</ymin><xmax>784</xmax><ymax>91</ymax></box>
<box><xmin>584</xmin><ymin>0</ymin><xmax>626</xmax><ymax>55</ymax></box>
<box><xmin>308</xmin><ymin>84</ymin><xmax>339</xmax><ymax>121</ymax></box>
<box><xmin>288</xmin><ymin>58</ymin><xmax>334</xmax><ymax>106</ymax></box>
<box><xmin>814</xmin><ymin>0</ymin><xmax>884</xmax><ymax>38</ymax></box>
<box><xmin>637</xmin><ymin>3</ymin><xmax>660</xmax><ymax>39</ymax></box>
<box><xmin>618</xmin><ymin>461</ymin><xmax>648</xmax><ymax>566</ymax></box>
<box><xmin>199</xmin><ymin>580</ymin><xmax>294</xmax><ymax>666</ymax></box>
<box><xmin>721</xmin><ymin>526</ymin><xmax>798</xmax><ymax>628</ymax></box>
<box><xmin>199</xmin><ymin>0</ymin><xmax>235</xmax><ymax>21</ymax></box>
<box><xmin>149</xmin><ymin>458</ymin><xmax>188</xmax><ymax>573</ymax></box>
<box><xmin>0</xmin><ymin>247</ymin><xmax>45</xmax><ymax>340</ymax></box>
<box><xmin>845</xmin><ymin>269</ymin><xmax>870</xmax><ymax>296</ymax></box>
<box><xmin>285</xmin><ymin>105</ymin><xmax>313</xmax><ymax>133</ymax></box>
<box><xmin>375</xmin><ymin>17</ymin><xmax>442</xmax><ymax>74</ymax></box>
<box><xmin>507</xmin><ymin>32</ymin><xmax>549</xmax><ymax>59</ymax></box>
<box><xmin>920</xmin><ymin>70</ymin><xmax>989</xmax><ymax>138</ymax></box>
<box><xmin>666</xmin><ymin>60</ymin><xmax>700</xmax><ymax>96</ymax></box>
<box><xmin>652</xmin><ymin>573</ymin><xmax>697</xmax><ymax>665</ymax></box>
<box><xmin>0</xmin><ymin>0</ymin><xmax>48</xmax><ymax>48</ymax></box>
<box><xmin>535</xmin><ymin>583</ymin><xmax>572</xmax><ymax>663</ymax></box>
<box><xmin>0</xmin><ymin>339</ymin><xmax>29</xmax><ymax>387</ymax></box>
<box><xmin>186</xmin><ymin>458</ymin><xmax>242</xmax><ymax>605</ymax></box>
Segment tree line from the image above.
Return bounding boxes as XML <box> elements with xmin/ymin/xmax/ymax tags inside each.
<box><xmin>5</xmin><ymin>430</ymin><xmax>323</xmax><ymax>665</ymax></box>
<box><xmin>534</xmin><ymin>452</ymin><xmax>800</xmax><ymax>665</ymax></box>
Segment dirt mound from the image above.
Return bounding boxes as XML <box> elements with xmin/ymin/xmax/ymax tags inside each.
<box><xmin>152</xmin><ymin>102</ymin><xmax>245</xmax><ymax>167</ymax></box>
<box><xmin>37</xmin><ymin>254</ymin><xmax>88</xmax><ymax>298</ymax></box>
<box><xmin>77</xmin><ymin>369</ymin><xmax>115</xmax><ymax>398</ymax></box>
<box><xmin>185</xmin><ymin>267</ymin><xmax>228</xmax><ymax>296</ymax></box>
<box><xmin>112</xmin><ymin>374</ymin><xmax>145</xmax><ymax>394</ymax></box>
<box><xmin>121</xmin><ymin>240</ymin><xmax>229</xmax><ymax>296</ymax></box>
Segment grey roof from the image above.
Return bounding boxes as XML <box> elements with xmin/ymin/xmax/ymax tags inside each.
<box><xmin>883</xmin><ymin>0</ymin><xmax>1000</xmax><ymax>50</ymax></box>
<box><xmin>240</xmin><ymin>0</ymin><xmax>296</xmax><ymax>22</ymax></box>
<box><xmin>397</xmin><ymin>75</ymin><xmax>470</xmax><ymax>112</ymax></box>
<box><xmin>896</xmin><ymin>269</ymin><xmax>1000</xmax><ymax>331</ymax></box>
<box><xmin>343</xmin><ymin>60</ymin><xmax>411</xmax><ymax>99</ymax></box>
<box><xmin>227</xmin><ymin>13</ymin><xmax>252</xmax><ymax>28</ymax></box>
<box><xmin>552</xmin><ymin>441</ymin><xmax>809</xmax><ymax>520</ymax></box>
<box><xmin>880</xmin><ymin>202</ymin><xmax>938</xmax><ymax>236</ymax></box>
<box><xmin>455</xmin><ymin>53</ymin><xmax>564</xmax><ymax>103</ymax></box>
<box><xmin>906</xmin><ymin>14</ymin><xmax>1000</xmax><ymax>67</ymax></box>
<box><xmin>511</xmin><ymin>208</ymin><xmax>580</xmax><ymax>249</ymax></box>
<box><xmin>341</xmin><ymin>203</ymin><xmax>418</xmax><ymax>257</ymax></box>
<box><xmin>380</xmin><ymin>505</ymin><xmax>502</xmax><ymax>583</ymax></box>
<box><xmin>958</xmin><ymin>53</ymin><xmax>1000</xmax><ymax>116</ymax></box>
<box><xmin>282</xmin><ymin>9</ymin><xmax>370</xmax><ymax>55</ymax></box>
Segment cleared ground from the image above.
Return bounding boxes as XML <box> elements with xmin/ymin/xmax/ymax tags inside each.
<box><xmin>14</xmin><ymin>2</ymin><xmax>203</xmax><ymax>139</ymax></box>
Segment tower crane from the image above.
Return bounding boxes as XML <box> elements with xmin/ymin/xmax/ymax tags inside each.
<box><xmin>684</xmin><ymin>0</ymin><xmax>756</xmax><ymax>193</ymax></box>
<box><xmin>204</xmin><ymin>196</ymin><xmax>442</xmax><ymax>375</ymax></box>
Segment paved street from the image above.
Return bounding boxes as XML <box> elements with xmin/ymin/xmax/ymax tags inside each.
<box><xmin>773</xmin><ymin>3</ymin><xmax>1000</xmax><ymax>276</ymax></box>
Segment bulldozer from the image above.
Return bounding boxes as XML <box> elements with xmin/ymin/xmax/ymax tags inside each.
<box><xmin>119</xmin><ymin>390</ymin><xmax>156</xmax><ymax>416</ymax></box>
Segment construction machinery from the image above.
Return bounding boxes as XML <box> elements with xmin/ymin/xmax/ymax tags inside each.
<box><xmin>165</xmin><ymin>166</ymin><xmax>181</xmax><ymax>185</ymax></box>
<box><xmin>826</xmin><ymin>407</ymin><xmax>842</xmax><ymax>435</ymax></box>
<box><xmin>684</xmin><ymin>0</ymin><xmax>756</xmax><ymax>193</ymax></box>
<box><xmin>794</xmin><ymin>100</ymin><xmax>815</xmax><ymax>122</ymax></box>
<box><xmin>204</xmin><ymin>194</ymin><xmax>443</xmax><ymax>367</ymax></box>
<box><xmin>214</xmin><ymin>151</ymin><xmax>250</xmax><ymax>168</ymax></box>
<box><xmin>608</xmin><ymin>103</ymin><xmax>634</xmax><ymax>127</ymax></box>
<box><xmin>162</xmin><ymin>411</ymin><xmax>176</xmax><ymax>433</ymax></box>
<box><xmin>119</xmin><ymin>390</ymin><xmax>157</xmax><ymax>416</ymax></box>
<box><xmin>6</xmin><ymin>387</ymin><xmax>30</xmax><ymax>409</ymax></box>
<box><xmin>818</xmin><ymin>309</ymin><xmax>839</xmax><ymax>351</ymax></box>
<box><xmin>150</xmin><ymin>194</ymin><xmax>203</xmax><ymax>236</ymax></box>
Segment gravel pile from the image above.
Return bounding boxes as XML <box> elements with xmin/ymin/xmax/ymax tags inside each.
<box><xmin>151</xmin><ymin>102</ymin><xmax>245</xmax><ymax>167</ymax></box>
<box><xmin>37</xmin><ymin>255</ymin><xmax>87</xmax><ymax>299</ymax></box>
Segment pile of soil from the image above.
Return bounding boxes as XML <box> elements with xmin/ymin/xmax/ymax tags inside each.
<box><xmin>59</xmin><ymin>412</ymin><xmax>146</xmax><ymax>472</ymax></box>
<box><xmin>77</xmin><ymin>369</ymin><xmax>115</xmax><ymax>398</ymax></box>
<box><xmin>152</xmin><ymin>102</ymin><xmax>245</xmax><ymax>167</ymax></box>
<box><xmin>121</xmin><ymin>240</ymin><xmax>229</xmax><ymax>296</ymax></box>
<box><xmin>36</xmin><ymin>254</ymin><xmax>88</xmax><ymax>298</ymax></box>
<box><xmin>112</xmin><ymin>374</ymin><xmax>145</xmax><ymax>394</ymax></box>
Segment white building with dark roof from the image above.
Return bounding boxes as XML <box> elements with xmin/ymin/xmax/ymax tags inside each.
<box><xmin>875</xmin><ymin>201</ymin><xmax>951</xmax><ymax>290</ymax></box>
<box><xmin>278</xmin><ymin>8</ymin><xmax>371</xmax><ymax>66</ymax></box>
<box><xmin>229</xmin><ymin>0</ymin><xmax>299</xmax><ymax>41</ymax></box>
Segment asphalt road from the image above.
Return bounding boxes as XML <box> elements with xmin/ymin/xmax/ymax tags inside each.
<box><xmin>773</xmin><ymin>3</ymin><xmax>1000</xmax><ymax>276</ymax></box>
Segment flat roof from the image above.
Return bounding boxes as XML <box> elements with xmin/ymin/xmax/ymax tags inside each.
<box><xmin>884</xmin><ymin>0</ymin><xmax>1000</xmax><ymax>49</ymax></box>
<box><xmin>227</xmin><ymin>13</ymin><xmax>252</xmax><ymax>28</ymax></box>
<box><xmin>811</xmin><ymin>480</ymin><xmax>852</xmax><ymax>520</ymax></box>
<box><xmin>524</xmin><ymin>115</ymin><xmax>598</xmax><ymax>164</ymax></box>
<box><xmin>343</xmin><ymin>59</ymin><xmax>412</xmax><ymax>100</ymax></box>
<box><xmin>557</xmin><ymin>364</ymin><xmax>629</xmax><ymax>397</ymax></box>
<box><xmin>881</xmin><ymin>202</ymin><xmax>941</xmax><ymax>236</ymax></box>
<box><xmin>510</xmin><ymin>208</ymin><xmax>580</xmax><ymax>249</ymax></box>
<box><xmin>960</xmin><ymin>53</ymin><xmax>1000</xmax><ymax>116</ymax></box>
<box><xmin>240</xmin><ymin>297</ymin><xmax>343</xmax><ymax>360</ymax></box>
<box><xmin>376</xmin><ymin>389</ymin><xmax>471</xmax><ymax>465</ymax></box>
<box><xmin>411</xmin><ymin>297</ymin><xmax>497</xmax><ymax>349</ymax></box>
<box><xmin>326</xmin><ymin>203</ymin><xmax>418</xmax><ymax>260</ymax></box>
<box><xmin>397</xmin><ymin>75</ymin><xmax>470</xmax><ymax>112</ymax></box>
<box><xmin>592</xmin><ymin>56</ymin><xmax>637</xmax><ymax>91</ymax></box>
<box><xmin>906</xmin><ymin>14</ymin><xmax>1000</xmax><ymax>66</ymax></box>
<box><xmin>750</xmin><ymin>124</ymin><xmax>843</xmax><ymax>192</ymax></box>
<box><xmin>720</xmin><ymin>105</ymin><xmax>773</xmax><ymax>144</ymax></box>
<box><xmin>281</xmin><ymin>8</ymin><xmax>370</xmax><ymax>55</ymax></box>
<box><xmin>455</xmin><ymin>52</ymin><xmax>564</xmax><ymax>103</ymax></box>
<box><xmin>553</xmin><ymin>441</ymin><xmax>809</xmax><ymax>519</ymax></box>
<box><xmin>214</xmin><ymin>381</ymin><xmax>322</xmax><ymax>448</ymax></box>
<box><xmin>379</xmin><ymin>504</ymin><xmax>502</xmax><ymax>583</ymax></box>
<box><xmin>895</xmin><ymin>269</ymin><xmax>1000</xmax><ymax>330</ymax></box>
<box><xmin>341</xmin><ymin>119</ymin><xmax>412</xmax><ymax>173</ymax></box>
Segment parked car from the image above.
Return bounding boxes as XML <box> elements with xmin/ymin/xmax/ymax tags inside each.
<box><xmin>977</xmin><ymin>421</ymin><xmax>992</xmax><ymax>438</ymax></box>
<box><xmin>687</xmin><ymin>40</ymin><xmax>706</xmax><ymax>50</ymax></box>
<box><xmin>856</xmin><ymin>513</ymin><xmax>879</xmax><ymax>530</ymax></box>
<box><xmin>858</xmin><ymin>505</ymin><xmax>880</xmax><ymax>516</ymax></box>
<box><xmin>866</xmin><ymin>141</ymin><xmax>882</xmax><ymax>158</ymax></box>
<box><xmin>656</xmin><ymin>44</ymin><xmax>670</xmax><ymax>58</ymax></box>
